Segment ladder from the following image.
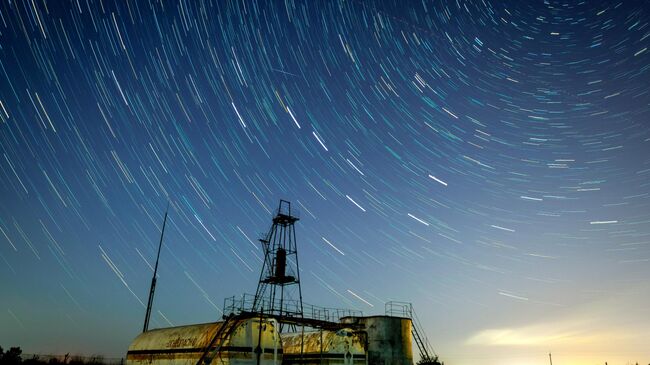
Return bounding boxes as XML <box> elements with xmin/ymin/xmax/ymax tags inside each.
<box><xmin>196</xmin><ymin>315</ymin><xmax>240</xmax><ymax>365</ymax></box>
<box><xmin>411</xmin><ymin>310</ymin><xmax>439</xmax><ymax>364</ymax></box>
<box><xmin>385</xmin><ymin>302</ymin><xmax>442</xmax><ymax>365</ymax></box>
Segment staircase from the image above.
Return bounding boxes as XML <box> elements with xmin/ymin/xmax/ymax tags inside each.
<box><xmin>385</xmin><ymin>302</ymin><xmax>442</xmax><ymax>365</ymax></box>
<box><xmin>411</xmin><ymin>309</ymin><xmax>440</xmax><ymax>365</ymax></box>
<box><xmin>196</xmin><ymin>314</ymin><xmax>240</xmax><ymax>365</ymax></box>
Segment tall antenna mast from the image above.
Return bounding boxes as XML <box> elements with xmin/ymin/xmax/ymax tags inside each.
<box><xmin>143</xmin><ymin>203</ymin><xmax>169</xmax><ymax>332</ymax></box>
<box><xmin>252</xmin><ymin>200</ymin><xmax>303</xmax><ymax>331</ymax></box>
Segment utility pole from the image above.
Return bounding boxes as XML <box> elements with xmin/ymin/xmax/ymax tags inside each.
<box><xmin>143</xmin><ymin>203</ymin><xmax>169</xmax><ymax>332</ymax></box>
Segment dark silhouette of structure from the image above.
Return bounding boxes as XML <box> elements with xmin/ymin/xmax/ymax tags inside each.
<box><xmin>251</xmin><ymin>200</ymin><xmax>304</xmax><ymax>329</ymax></box>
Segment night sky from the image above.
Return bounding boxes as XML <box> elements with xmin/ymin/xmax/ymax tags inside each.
<box><xmin>1</xmin><ymin>0</ymin><xmax>649</xmax><ymax>364</ymax></box>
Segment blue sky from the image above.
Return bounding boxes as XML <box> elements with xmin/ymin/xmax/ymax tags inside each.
<box><xmin>1</xmin><ymin>1</ymin><xmax>649</xmax><ymax>364</ymax></box>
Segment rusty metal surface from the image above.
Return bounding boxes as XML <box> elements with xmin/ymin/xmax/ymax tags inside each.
<box><xmin>126</xmin><ymin>317</ymin><xmax>281</xmax><ymax>365</ymax></box>
<box><xmin>281</xmin><ymin>329</ymin><xmax>366</xmax><ymax>365</ymax></box>
<box><xmin>281</xmin><ymin>329</ymin><xmax>365</xmax><ymax>355</ymax></box>
<box><xmin>358</xmin><ymin>316</ymin><xmax>413</xmax><ymax>365</ymax></box>
<box><xmin>129</xmin><ymin>322</ymin><xmax>222</xmax><ymax>353</ymax></box>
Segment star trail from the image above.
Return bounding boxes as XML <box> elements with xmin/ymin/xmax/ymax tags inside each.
<box><xmin>1</xmin><ymin>0</ymin><xmax>649</xmax><ymax>364</ymax></box>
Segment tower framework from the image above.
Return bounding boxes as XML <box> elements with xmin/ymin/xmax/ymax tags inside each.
<box><xmin>252</xmin><ymin>200</ymin><xmax>304</xmax><ymax>327</ymax></box>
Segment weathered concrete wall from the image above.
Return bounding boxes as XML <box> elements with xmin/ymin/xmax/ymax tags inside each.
<box><xmin>341</xmin><ymin>316</ymin><xmax>412</xmax><ymax>365</ymax></box>
<box><xmin>281</xmin><ymin>329</ymin><xmax>366</xmax><ymax>365</ymax></box>
<box><xmin>126</xmin><ymin>317</ymin><xmax>281</xmax><ymax>365</ymax></box>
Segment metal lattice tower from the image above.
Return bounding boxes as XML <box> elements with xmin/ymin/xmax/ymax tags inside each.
<box><xmin>252</xmin><ymin>200</ymin><xmax>303</xmax><ymax>329</ymax></box>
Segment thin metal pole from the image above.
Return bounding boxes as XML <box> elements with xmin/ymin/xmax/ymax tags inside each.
<box><xmin>143</xmin><ymin>202</ymin><xmax>169</xmax><ymax>332</ymax></box>
<box><xmin>278</xmin><ymin>223</ymin><xmax>285</xmax><ymax>323</ymax></box>
<box><xmin>256</xmin><ymin>310</ymin><xmax>263</xmax><ymax>365</ymax></box>
<box><xmin>320</xmin><ymin>328</ymin><xmax>324</xmax><ymax>365</ymax></box>
<box><xmin>292</xmin><ymin>220</ymin><xmax>304</xmax><ymax>316</ymax></box>
<box><xmin>300</xmin><ymin>324</ymin><xmax>305</xmax><ymax>363</ymax></box>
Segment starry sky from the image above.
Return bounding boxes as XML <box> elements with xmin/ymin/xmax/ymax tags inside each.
<box><xmin>1</xmin><ymin>0</ymin><xmax>649</xmax><ymax>364</ymax></box>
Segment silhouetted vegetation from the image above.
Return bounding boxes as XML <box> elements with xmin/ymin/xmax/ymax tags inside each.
<box><xmin>417</xmin><ymin>356</ymin><xmax>444</xmax><ymax>365</ymax></box>
<box><xmin>0</xmin><ymin>348</ymin><xmax>122</xmax><ymax>365</ymax></box>
<box><xmin>1</xmin><ymin>346</ymin><xmax>23</xmax><ymax>365</ymax></box>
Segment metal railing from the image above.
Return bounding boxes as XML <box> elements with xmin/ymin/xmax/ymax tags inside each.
<box><xmin>385</xmin><ymin>301</ymin><xmax>439</xmax><ymax>362</ymax></box>
<box><xmin>223</xmin><ymin>293</ymin><xmax>362</xmax><ymax>323</ymax></box>
<box><xmin>385</xmin><ymin>301</ymin><xmax>413</xmax><ymax>318</ymax></box>
<box><xmin>275</xmin><ymin>203</ymin><xmax>300</xmax><ymax>219</ymax></box>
